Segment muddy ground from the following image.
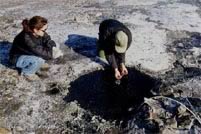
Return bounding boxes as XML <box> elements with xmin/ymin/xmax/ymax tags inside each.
<box><xmin>0</xmin><ymin>0</ymin><xmax>201</xmax><ymax>133</ymax></box>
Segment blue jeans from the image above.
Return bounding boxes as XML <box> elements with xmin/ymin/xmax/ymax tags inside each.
<box><xmin>16</xmin><ymin>55</ymin><xmax>45</xmax><ymax>75</ymax></box>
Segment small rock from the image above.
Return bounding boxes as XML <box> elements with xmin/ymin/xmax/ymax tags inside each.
<box><xmin>166</xmin><ymin>117</ymin><xmax>177</xmax><ymax>129</ymax></box>
<box><xmin>164</xmin><ymin>111</ymin><xmax>173</xmax><ymax>119</ymax></box>
<box><xmin>177</xmin><ymin>43</ymin><xmax>184</xmax><ymax>48</ymax></box>
<box><xmin>74</xmin><ymin>14</ymin><xmax>89</xmax><ymax>23</ymax></box>
<box><xmin>163</xmin><ymin>99</ymin><xmax>177</xmax><ymax>110</ymax></box>
<box><xmin>177</xmin><ymin>105</ymin><xmax>186</xmax><ymax>117</ymax></box>
<box><xmin>155</xmin><ymin>118</ymin><xmax>164</xmax><ymax>128</ymax></box>
<box><xmin>101</xmin><ymin>119</ymin><xmax>106</xmax><ymax>123</ymax></box>
<box><xmin>95</xmin><ymin>12</ymin><xmax>102</xmax><ymax>17</ymax></box>
<box><xmin>162</xmin><ymin>127</ymin><xmax>175</xmax><ymax>134</ymax></box>
<box><xmin>16</xmin><ymin>126</ymin><xmax>24</xmax><ymax>132</ymax></box>
<box><xmin>177</xmin><ymin>115</ymin><xmax>192</xmax><ymax>129</ymax></box>
<box><xmin>104</xmin><ymin>127</ymin><xmax>120</xmax><ymax>134</ymax></box>
<box><xmin>91</xmin><ymin>116</ymin><xmax>96</xmax><ymax>121</ymax></box>
<box><xmin>115</xmin><ymin>79</ymin><xmax>121</xmax><ymax>85</ymax></box>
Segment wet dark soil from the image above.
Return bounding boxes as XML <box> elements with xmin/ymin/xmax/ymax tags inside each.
<box><xmin>64</xmin><ymin>67</ymin><xmax>161</xmax><ymax>121</ymax></box>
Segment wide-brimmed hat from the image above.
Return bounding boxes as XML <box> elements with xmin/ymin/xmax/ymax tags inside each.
<box><xmin>115</xmin><ymin>31</ymin><xmax>128</xmax><ymax>53</ymax></box>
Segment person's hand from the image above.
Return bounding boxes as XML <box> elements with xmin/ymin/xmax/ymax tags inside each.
<box><xmin>120</xmin><ymin>63</ymin><xmax>128</xmax><ymax>76</ymax></box>
<box><xmin>114</xmin><ymin>68</ymin><xmax>122</xmax><ymax>80</ymax></box>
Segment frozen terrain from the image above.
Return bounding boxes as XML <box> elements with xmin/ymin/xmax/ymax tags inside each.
<box><xmin>0</xmin><ymin>0</ymin><xmax>201</xmax><ymax>133</ymax></box>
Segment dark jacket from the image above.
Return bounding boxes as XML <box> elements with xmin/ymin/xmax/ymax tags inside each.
<box><xmin>98</xmin><ymin>19</ymin><xmax>132</xmax><ymax>68</ymax></box>
<box><xmin>9</xmin><ymin>31</ymin><xmax>56</xmax><ymax>64</ymax></box>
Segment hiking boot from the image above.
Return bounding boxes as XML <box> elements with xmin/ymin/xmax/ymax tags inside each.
<box><xmin>24</xmin><ymin>74</ymin><xmax>40</xmax><ymax>81</ymax></box>
<box><xmin>40</xmin><ymin>63</ymin><xmax>50</xmax><ymax>71</ymax></box>
<box><xmin>36</xmin><ymin>70</ymin><xmax>49</xmax><ymax>79</ymax></box>
<box><xmin>0</xmin><ymin>128</ymin><xmax>12</xmax><ymax>134</ymax></box>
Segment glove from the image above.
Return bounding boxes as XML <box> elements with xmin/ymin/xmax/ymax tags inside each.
<box><xmin>43</xmin><ymin>33</ymin><xmax>56</xmax><ymax>48</ymax></box>
<box><xmin>47</xmin><ymin>40</ymin><xmax>56</xmax><ymax>48</ymax></box>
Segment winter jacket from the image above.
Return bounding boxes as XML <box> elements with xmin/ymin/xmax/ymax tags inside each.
<box><xmin>9</xmin><ymin>31</ymin><xmax>56</xmax><ymax>64</ymax></box>
<box><xmin>98</xmin><ymin>19</ymin><xmax>132</xmax><ymax>69</ymax></box>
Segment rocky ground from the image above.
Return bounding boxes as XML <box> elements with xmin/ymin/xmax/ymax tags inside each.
<box><xmin>0</xmin><ymin>0</ymin><xmax>201</xmax><ymax>133</ymax></box>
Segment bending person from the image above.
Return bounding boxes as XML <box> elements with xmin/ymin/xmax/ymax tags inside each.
<box><xmin>98</xmin><ymin>19</ymin><xmax>132</xmax><ymax>80</ymax></box>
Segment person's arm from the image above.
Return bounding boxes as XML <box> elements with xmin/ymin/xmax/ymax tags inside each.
<box><xmin>116</xmin><ymin>53</ymin><xmax>125</xmax><ymax>64</ymax></box>
<box><xmin>117</xmin><ymin>53</ymin><xmax>128</xmax><ymax>76</ymax></box>
<box><xmin>24</xmin><ymin>34</ymin><xmax>53</xmax><ymax>60</ymax></box>
<box><xmin>106</xmin><ymin>53</ymin><xmax>121</xmax><ymax>79</ymax></box>
<box><xmin>106</xmin><ymin>54</ymin><xmax>118</xmax><ymax>69</ymax></box>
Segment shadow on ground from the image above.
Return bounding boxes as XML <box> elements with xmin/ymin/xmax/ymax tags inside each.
<box><xmin>65</xmin><ymin>34</ymin><xmax>97</xmax><ymax>58</ymax></box>
<box><xmin>64</xmin><ymin>34</ymin><xmax>108</xmax><ymax>66</ymax></box>
<box><xmin>0</xmin><ymin>41</ymin><xmax>12</xmax><ymax>67</ymax></box>
<box><xmin>64</xmin><ymin>67</ymin><xmax>161</xmax><ymax>121</ymax></box>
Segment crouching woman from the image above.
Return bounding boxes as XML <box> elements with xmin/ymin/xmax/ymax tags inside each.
<box><xmin>9</xmin><ymin>16</ymin><xmax>56</xmax><ymax>80</ymax></box>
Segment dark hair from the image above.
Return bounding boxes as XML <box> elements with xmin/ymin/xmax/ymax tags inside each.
<box><xmin>28</xmin><ymin>16</ymin><xmax>48</xmax><ymax>30</ymax></box>
<box><xmin>22</xmin><ymin>19</ymin><xmax>29</xmax><ymax>26</ymax></box>
<box><xmin>21</xmin><ymin>19</ymin><xmax>29</xmax><ymax>31</ymax></box>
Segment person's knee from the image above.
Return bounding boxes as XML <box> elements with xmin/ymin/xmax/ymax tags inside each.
<box><xmin>38</xmin><ymin>57</ymin><xmax>45</xmax><ymax>65</ymax></box>
<box><xmin>31</xmin><ymin>56</ymin><xmax>45</xmax><ymax>65</ymax></box>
